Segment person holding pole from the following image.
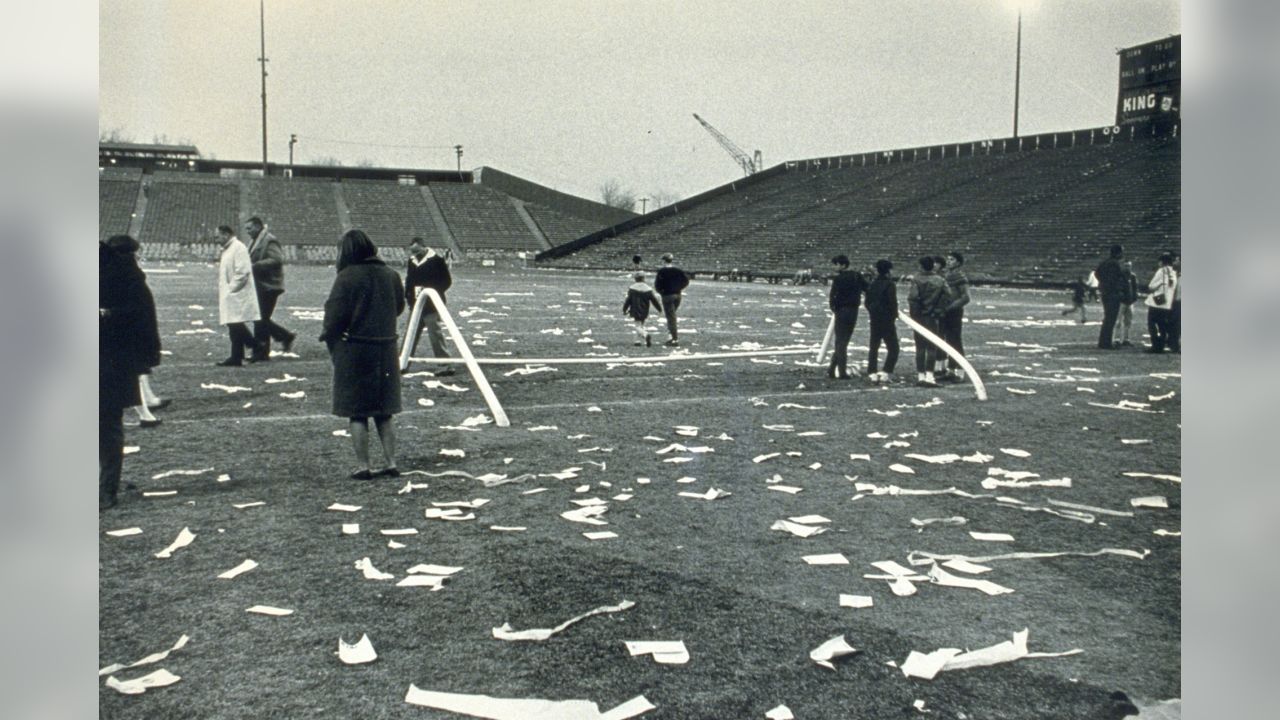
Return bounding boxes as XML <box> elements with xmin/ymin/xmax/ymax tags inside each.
<box><xmin>404</xmin><ymin>237</ymin><xmax>456</xmax><ymax>376</ymax></box>
<box><xmin>321</xmin><ymin>230</ymin><xmax>406</xmax><ymax>479</ymax></box>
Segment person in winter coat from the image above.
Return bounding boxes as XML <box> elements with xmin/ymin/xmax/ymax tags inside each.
<box><xmin>654</xmin><ymin>253</ymin><xmax>690</xmax><ymax>346</ymax></box>
<box><xmin>244</xmin><ymin>216</ymin><xmax>296</xmax><ymax>362</ymax></box>
<box><xmin>1113</xmin><ymin>260</ymin><xmax>1140</xmax><ymax>347</ymax></box>
<box><xmin>99</xmin><ymin>236</ymin><xmax>160</xmax><ymax>511</ymax></box>
<box><xmin>215</xmin><ymin>225</ymin><xmax>261</xmax><ymax>366</ymax></box>
<box><xmin>865</xmin><ymin>259</ymin><xmax>900</xmax><ymax>383</ymax></box>
<box><xmin>907</xmin><ymin>256</ymin><xmax>950</xmax><ymax>387</ymax></box>
<box><xmin>404</xmin><ymin>237</ymin><xmax>456</xmax><ymax>376</ymax></box>
<box><xmin>826</xmin><ymin>255</ymin><xmax>868</xmax><ymax>380</ymax></box>
<box><xmin>321</xmin><ymin>230</ymin><xmax>406</xmax><ymax>479</ymax></box>
<box><xmin>1095</xmin><ymin>244</ymin><xmax>1127</xmax><ymax>348</ymax></box>
<box><xmin>622</xmin><ymin>273</ymin><xmax>663</xmax><ymax>346</ymax></box>
<box><xmin>1144</xmin><ymin>253</ymin><xmax>1179</xmax><ymax>353</ymax></box>
<box><xmin>938</xmin><ymin>251</ymin><xmax>971</xmax><ymax>382</ymax></box>
<box><xmin>105</xmin><ymin>234</ymin><xmax>168</xmax><ymax>427</ymax></box>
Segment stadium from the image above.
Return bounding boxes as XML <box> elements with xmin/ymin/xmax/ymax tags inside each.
<box><xmin>99</xmin><ymin>5</ymin><xmax>1180</xmax><ymax>719</ymax></box>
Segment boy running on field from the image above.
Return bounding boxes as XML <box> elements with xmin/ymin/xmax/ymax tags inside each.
<box><xmin>622</xmin><ymin>273</ymin><xmax>663</xmax><ymax>347</ymax></box>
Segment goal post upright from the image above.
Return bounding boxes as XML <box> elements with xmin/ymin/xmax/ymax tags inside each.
<box><xmin>412</xmin><ymin>287</ymin><xmax>511</xmax><ymax>427</ymax></box>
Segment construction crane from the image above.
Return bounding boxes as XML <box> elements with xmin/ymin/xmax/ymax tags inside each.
<box><xmin>693</xmin><ymin>113</ymin><xmax>763</xmax><ymax>176</ymax></box>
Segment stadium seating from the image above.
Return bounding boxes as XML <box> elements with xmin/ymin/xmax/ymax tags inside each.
<box><xmin>428</xmin><ymin>183</ymin><xmax>541</xmax><ymax>252</ymax></box>
<box><xmin>342</xmin><ymin>179</ymin><xmax>446</xmax><ymax>249</ymax></box>
<box><xmin>99</xmin><ymin>168</ymin><xmax>141</xmax><ymax>241</ymax></box>
<box><xmin>538</xmin><ymin>131</ymin><xmax>1181</xmax><ymax>284</ymax></box>
<box><xmin>524</xmin><ymin>203</ymin><xmax>609</xmax><ymax>247</ymax></box>
<box><xmin>138</xmin><ymin>172</ymin><xmax>239</xmax><ymax>246</ymax></box>
<box><xmin>240</xmin><ymin>177</ymin><xmax>343</xmax><ymax>246</ymax></box>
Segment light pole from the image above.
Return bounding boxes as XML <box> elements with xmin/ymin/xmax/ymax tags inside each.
<box><xmin>258</xmin><ymin>0</ymin><xmax>269</xmax><ymax>175</ymax></box>
<box><xmin>639</xmin><ymin>197</ymin><xmax>648</xmax><ymax>213</ymax></box>
<box><xmin>288</xmin><ymin>133</ymin><xmax>297</xmax><ymax>177</ymax></box>
<box><xmin>1013</xmin><ymin>7</ymin><xmax>1022</xmax><ymax>138</ymax></box>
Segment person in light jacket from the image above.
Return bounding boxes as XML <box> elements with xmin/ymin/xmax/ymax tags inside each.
<box><xmin>1144</xmin><ymin>252</ymin><xmax>1178</xmax><ymax>354</ymax></box>
<box><xmin>216</xmin><ymin>225</ymin><xmax>261</xmax><ymax>366</ymax></box>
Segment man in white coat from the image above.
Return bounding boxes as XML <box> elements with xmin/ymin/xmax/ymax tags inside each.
<box><xmin>1143</xmin><ymin>252</ymin><xmax>1179</xmax><ymax>354</ymax></box>
<box><xmin>216</xmin><ymin>225</ymin><xmax>261</xmax><ymax>366</ymax></box>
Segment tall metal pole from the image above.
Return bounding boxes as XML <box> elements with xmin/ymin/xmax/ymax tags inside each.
<box><xmin>259</xmin><ymin>0</ymin><xmax>269</xmax><ymax>175</ymax></box>
<box><xmin>1013</xmin><ymin>10</ymin><xmax>1024</xmax><ymax>139</ymax></box>
<box><xmin>455</xmin><ymin>145</ymin><xmax>463</xmax><ymax>178</ymax></box>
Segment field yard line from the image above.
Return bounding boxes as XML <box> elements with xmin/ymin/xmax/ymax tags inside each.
<box><xmin>155</xmin><ymin>372</ymin><xmax>1173</xmax><ymax>426</ymax></box>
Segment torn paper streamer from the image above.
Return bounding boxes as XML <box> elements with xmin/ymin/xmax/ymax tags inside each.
<box><xmin>407</xmin><ymin>564</ymin><xmax>462</xmax><ymax>576</ymax></box>
<box><xmin>810</xmin><ymin>635</ymin><xmax>859</xmax><ymax>669</ymax></box>
<box><xmin>404</xmin><ymin>686</ymin><xmax>655</xmax><ymax>720</ymax></box>
<box><xmin>151</xmin><ymin>467</ymin><xmax>214</xmax><ymax>480</ymax></box>
<box><xmin>246</xmin><ymin>605</ymin><xmax>293</xmax><ymax>616</ymax></box>
<box><xmin>154</xmin><ymin>527</ymin><xmax>196</xmax><ymax>558</ymax></box>
<box><xmin>99</xmin><ymin>635</ymin><xmax>190</xmax><ymax>676</ymax></box>
<box><xmin>900</xmin><ymin>629</ymin><xmax>1081</xmax><ymax>680</ymax></box>
<box><xmin>907</xmin><ymin>547</ymin><xmax>1149</xmax><ymax>566</ymax></box>
<box><xmin>889</xmin><ymin>464</ymin><xmax>916</xmax><ymax>474</ymax></box>
<box><xmin>969</xmin><ymin>531</ymin><xmax>1015</xmax><ymax>542</ymax></box>
<box><xmin>494</xmin><ymin>600</ymin><xmax>635</xmax><ymax>641</ymax></box>
<box><xmin>337</xmin><ymin>634</ymin><xmax>378</xmax><ymax>665</ymax></box>
<box><xmin>926</xmin><ymin>564</ymin><xmax>1014</xmax><ymax>596</ymax></box>
<box><xmin>106</xmin><ymin>527</ymin><xmax>143</xmax><ymax>538</ymax></box>
<box><xmin>105</xmin><ymin>668</ymin><xmax>182</xmax><ymax>695</ymax></box>
<box><xmin>625</xmin><ymin>640</ymin><xmax>689</xmax><ymax>665</ymax></box>
<box><xmin>1122</xmin><ymin>472</ymin><xmax>1181</xmax><ymax>484</ymax></box>
<box><xmin>218</xmin><ymin>559</ymin><xmax>259</xmax><ymax>580</ymax></box>
<box><xmin>328</xmin><ymin>503</ymin><xmax>362</xmax><ymax>512</ymax></box>
<box><xmin>201</xmin><ymin>383</ymin><xmax>251</xmax><ymax>394</ymax></box>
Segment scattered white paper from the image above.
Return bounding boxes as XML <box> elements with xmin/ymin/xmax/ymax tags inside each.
<box><xmin>337</xmin><ymin>634</ymin><xmax>378</xmax><ymax>664</ymax></box>
<box><xmin>678</xmin><ymin>488</ymin><xmax>731</xmax><ymax>500</ymax></box>
<box><xmin>1122</xmin><ymin>472</ymin><xmax>1180</xmax><ymax>484</ymax></box>
<box><xmin>246</xmin><ymin>605</ymin><xmax>293</xmax><ymax>616</ymax></box>
<box><xmin>969</xmin><ymin>531</ymin><xmax>1015</xmax><ymax>542</ymax></box>
<box><xmin>493</xmin><ymin>600</ymin><xmax>635</xmax><ymax>642</ymax></box>
<box><xmin>1130</xmin><ymin>496</ymin><xmax>1169</xmax><ymax>509</ymax></box>
<box><xmin>999</xmin><ymin>448</ymin><xmax>1031</xmax><ymax>458</ymax></box>
<box><xmin>201</xmin><ymin>383</ymin><xmax>251</xmax><ymax>394</ymax></box>
<box><xmin>99</xmin><ymin>635</ymin><xmax>190</xmax><ymax>676</ymax></box>
<box><xmin>105</xmin><ymin>668</ymin><xmax>182</xmax><ymax>695</ymax></box>
<box><xmin>106</xmin><ymin>527</ymin><xmax>143</xmax><ymax>537</ymax></box>
<box><xmin>839</xmin><ymin>594</ymin><xmax>874</xmax><ymax>609</ymax></box>
<box><xmin>753</xmin><ymin>452</ymin><xmax>781</xmax><ymax>463</ymax></box>
<box><xmin>583</xmin><ymin>530</ymin><xmax>619</xmax><ymax>540</ymax></box>
<box><xmin>803</xmin><ymin>553</ymin><xmax>849</xmax><ymax>565</ymax></box>
<box><xmin>403</xmin><ymin>686</ymin><xmax>655</xmax><ymax>720</ymax></box>
<box><xmin>767</xmin><ymin>485</ymin><xmax>804</xmax><ymax>495</ymax></box>
<box><xmin>218</xmin><ymin>559</ymin><xmax>259</xmax><ymax>580</ymax></box>
<box><xmin>397</xmin><ymin>574</ymin><xmax>448</xmax><ymax>589</ymax></box>
<box><xmin>765</xmin><ymin>705</ymin><xmax>795</xmax><ymax>720</ymax></box>
<box><xmin>154</xmin><ymin>527</ymin><xmax>196</xmax><ymax>558</ymax></box>
<box><xmin>562</xmin><ymin>505</ymin><xmax>609</xmax><ymax>526</ymax></box>
<box><xmin>342</xmin><ymin>523</ymin><xmax>360</xmax><ymax>535</ymax></box>
<box><xmin>355</xmin><ymin>557</ymin><xmax>395</xmax><ymax>581</ymax></box>
<box><xmin>926</xmin><ymin>563</ymin><xmax>1014</xmax><ymax>596</ymax></box>
<box><xmin>328</xmin><ymin>503</ymin><xmax>362</xmax><ymax>512</ymax></box>
<box><xmin>151</xmin><ymin>467</ymin><xmax>214</xmax><ymax>480</ymax></box>
<box><xmin>810</xmin><ymin>635</ymin><xmax>859</xmax><ymax>669</ymax></box>
<box><xmin>625</xmin><ymin>640</ymin><xmax>689</xmax><ymax>665</ymax></box>
<box><xmin>407</xmin><ymin>564</ymin><xmax>462</xmax><ymax>575</ymax></box>
<box><xmin>771</xmin><ymin>520</ymin><xmax>827</xmax><ymax>538</ymax></box>
<box><xmin>232</xmin><ymin>501</ymin><xmax>266</xmax><ymax>509</ymax></box>
<box><xmin>889</xmin><ymin>464</ymin><xmax>916</xmax><ymax>474</ymax></box>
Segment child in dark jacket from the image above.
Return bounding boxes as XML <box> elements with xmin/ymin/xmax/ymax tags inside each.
<box><xmin>865</xmin><ymin>259</ymin><xmax>900</xmax><ymax>383</ymax></box>
<box><xmin>1062</xmin><ymin>276</ymin><xmax>1087</xmax><ymax>324</ymax></box>
<box><xmin>622</xmin><ymin>273</ymin><xmax>663</xmax><ymax>346</ymax></box>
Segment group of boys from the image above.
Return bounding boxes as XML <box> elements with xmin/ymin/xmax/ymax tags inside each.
<box><xmin>828</xmin><ymin>252</ymin><xmax>971</xmax><ymax>387</ymax></box>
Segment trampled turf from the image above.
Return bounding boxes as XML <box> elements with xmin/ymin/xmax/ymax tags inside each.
<box><xmin>100</xmin><ymin>263</ymin><xmax>1180</xmax><ymax>718</ymax></box>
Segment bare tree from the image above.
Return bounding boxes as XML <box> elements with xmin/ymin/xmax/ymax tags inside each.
<box><xmin>355</xmin><ymin>158</ymin><xmax>377</xmax><ymax>168</ymax></box>
<box><xmin>310</xmin><ymin>156</ymin><xmax>344</xmax><ymax>167</ymax></box>
<box><xmin>648</xmin><ymin>189</ymin><xmax>682</xmax><ymax>210</ymax></box>
<box><xmin>599</xmin><ymin>179</ymin><xmax>637</xmax><ymax>211</ymax></box>
<box><xmin>99</xmin><ymin>127</ymin><xmax>133</xmax><ymax>143</ymax></box>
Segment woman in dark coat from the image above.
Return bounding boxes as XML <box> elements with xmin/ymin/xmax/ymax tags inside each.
<box><xmin>99</xmin><ymin>236</ymin><xmax>161</xmax><ymax>510</ymax></box>
<box><xmin>320</xmin><ymin>230</ymin><xmax>406</xmax><ymax>479</ymax></box>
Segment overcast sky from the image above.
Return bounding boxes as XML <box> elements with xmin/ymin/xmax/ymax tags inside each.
<box><xmin>100</xmin><ymin>0</ymin><xmax>1179</xmax><ymax>204</ymax></box>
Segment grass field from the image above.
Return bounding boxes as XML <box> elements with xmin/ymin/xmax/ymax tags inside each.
<box><xmin>99</xmin><ymin>262</ymin><xmax>1180</xmax><ymax>719</ymax></box>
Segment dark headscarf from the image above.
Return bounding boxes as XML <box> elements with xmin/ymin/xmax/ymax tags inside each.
<box><xmin>337</xmin><ymin>229</ymin><xmax>378</xmax><ymax>272</ymax></box>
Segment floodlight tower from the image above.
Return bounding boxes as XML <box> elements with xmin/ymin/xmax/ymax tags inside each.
<box><xmin>258</xmin><ymin>0</ymin><xmax>269</xmax><ymax>174</ymax></box>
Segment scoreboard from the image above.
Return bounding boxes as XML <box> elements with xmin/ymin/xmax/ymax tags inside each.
<box><xmin>1116</xmin><ymin>35</ymin><xmax>1180</xmax><ymax>127</ymax></box>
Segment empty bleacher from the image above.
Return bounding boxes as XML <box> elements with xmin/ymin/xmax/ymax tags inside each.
<box><xmin>138</xmin><ymin>172</ymin><xmax>239</xmax><ymax>245</ymax></box>
<box><xmin>428</xmin><ymin>183</ymin><xmax>540</xmax><ymax>252</ymax></box>
<box><xmin>342</xmin><ymin>179</ymin><xmax>444</xmax><ymax>249</ymax></box>
<box><xmin>99</xmin><ymin>168</ymin><xmax>141</xmax><ymax>241</ymax></box>
<box><xmin>538</xmin><ymin>128</ymin><xmax>1180</xmax><ymax>284</ymax></box>
<box><xmin>240</xmin><ymin>177</ymin><xmax>343</xmax><ymax>245</ymax></box>
<box><xmin>524</xmin><ymin>203</ymin><xmax>608</xmax><ymax>247</ymax></box>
